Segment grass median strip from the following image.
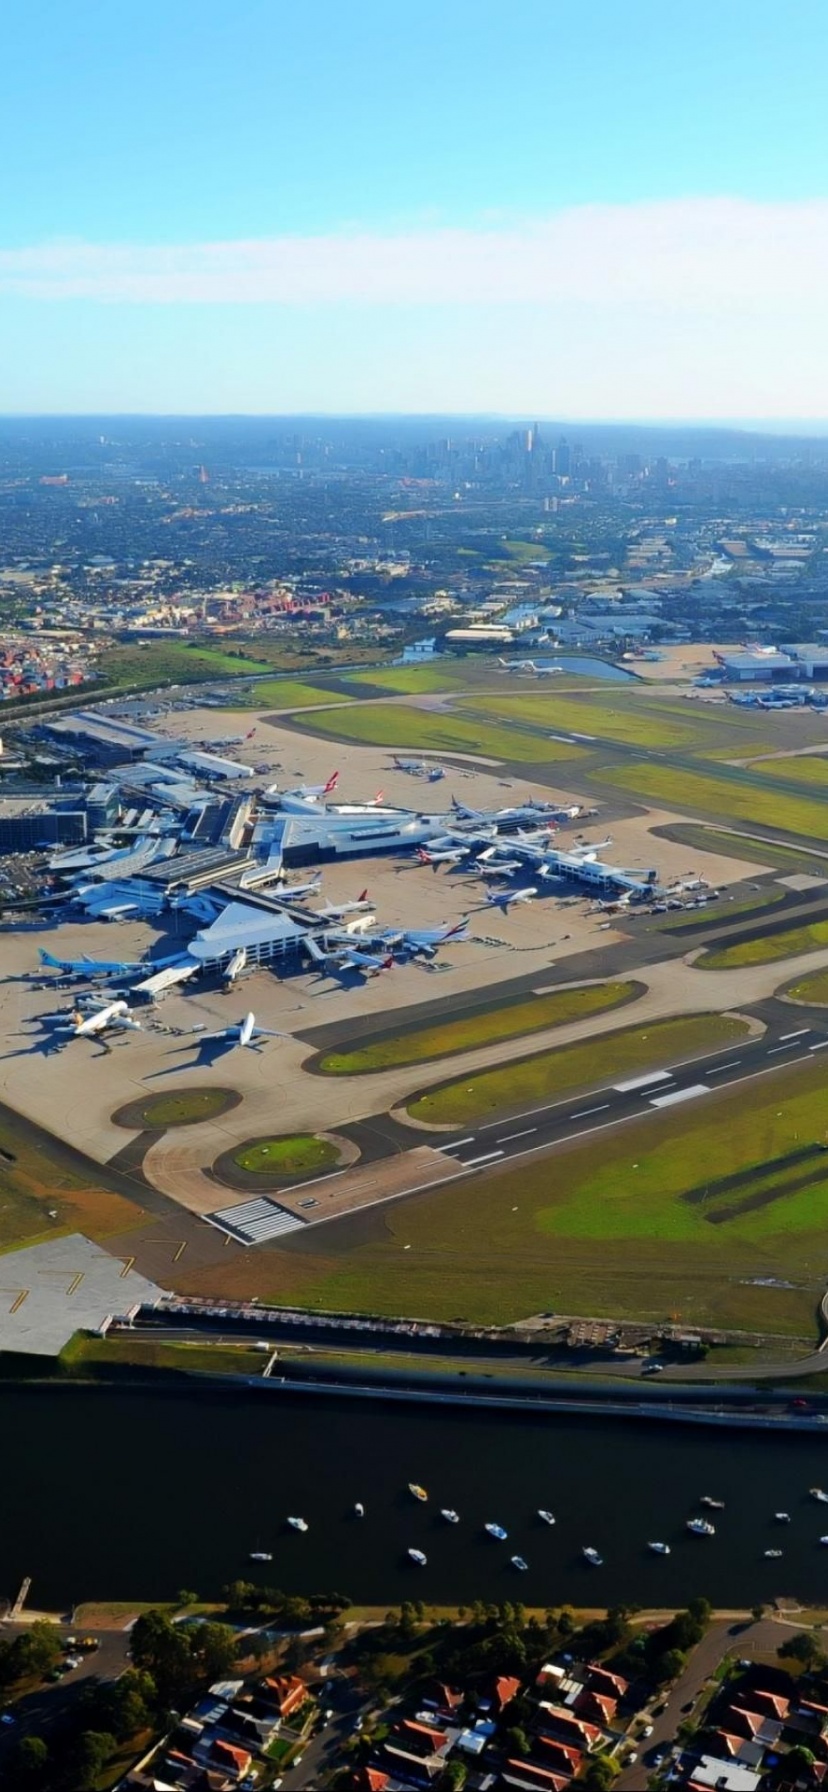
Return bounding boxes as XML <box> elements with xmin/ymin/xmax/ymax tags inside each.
<box><xmin>405</xmin><ymin>1012</ymin><xmax>750</xmax><ymax>1127</ymax></box>
<box><xmin>786</xmin><ymin>968</ymin><xmax>828</xmax><ymax>1004</ymax></box>
<box><xmin>701</xmin><ymin>918</ymin><xmax>828</xmax><ymax>970</ymax></box>
<box><xmin>599</xmin><ymin>762</ymin><xmax>828</xmax><ymax>841</ymax></box>
<box><xmin>232</xmin><ymin>1134</ymin><xmax>340</xmax><ymax>1176</ymax></box>
<box><xmin>288</xmin><ymin>702</ymin><xmax>587</xmax><ymax>762</ymax></box>
<box><xmin>318</xmin><ymin>979</ymin><xmax>639</xmax><ymax>1074</ymax></box>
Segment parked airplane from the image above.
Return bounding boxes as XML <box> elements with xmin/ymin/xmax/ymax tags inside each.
<box><xmin>223</xmin><ymin>947</ymin><xmax>248</xmax><ymax>984</ymax></box>
<box><xmin>57</xmin><ymin>999</ymin><xmax>143</xmax><ymax>1039</ymax></box>
<box><xmin>415</xmin><ymin>845</ymin><xmax>471</xmax><ymax>868</ymax></box>
<box><xmin>311</xmin><ymin>890</ymin><xmax>373</xmax><ymax>921</ymax></box>
<box><xmin>485</xmin><ymin>885</ymin><xmax>538</xmax><ymax>910</ymax></box>
<box><xmin>380</xmin><ymin>918</ymin><xmax>471</xmax><ymax>959</ymax></box>
<box><xmin>38</xmin><ymin>948</ymin><xmax>144</xmax><ymax>980</ymax></box>
<box><xmin>198</xmin><ymin>1012</ymin><xmax>287</xmax><ymax>1050</ymax></box>
<box><xmin>476</xmin><ymin>858</ymin><xmax>522</xmax><ymax>878</ymax></box>
<box><xmin>497</xmin><ymin>658</ymin><xmax>563</xmax><ymax>676</ymax></box>
<box><xmin>304</xmin><ymin>936</ymin><xmax>393</xmax><ymax>978</ymax></box>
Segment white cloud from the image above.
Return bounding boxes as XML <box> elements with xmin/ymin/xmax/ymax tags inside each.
<box><xmin>1</xmin><ymin>197</ymin><xmax>827</xmax><ymax>307</ymax></box>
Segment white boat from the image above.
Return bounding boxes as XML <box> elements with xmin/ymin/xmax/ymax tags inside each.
<box><xmin>687</xmin><ymin>1518</ymin><xmax>715</xmax><ymax>1536</ymax></box>
<box><xmin>249</xmin><ymin>1551</ymin><xmax>272</xmax><ymax>1562</ymax></box>
<box><xmin>538</xmin><ymin>1509</ymin><xmax>556</xmax><ymax>1525</ymax></box>
<box><xmin>648</xmin><ymin>1541</ymin><xmax>671</xmax><ymax>1555</ymax></box>
<box><xmin>774</xmin><ymin>1512</ymin><xmax>790</xmax><ymax>1523</ymax></box>
<box><xmin>700</xmin><ymin>1495</ymin><xmax>725</xmax><ymax>1510</ymax></box>
<box><xmin>408</xmin><ymin>1548</ymin><xmax>427</xmax><ymax>1566</ymax></box>
<box><xmin>354</xmin><ymin>1503</ymin><xmax>365</xmax><ymax>1518</ymax></box>
<box><xmin>485</xmin><ymin>1522</ymin><xmax>508</xmax><ymax>1541</ymax></box>
<box><xmin>408</xmin><ymin>1483</ymin><xmax>428</xmax><ymax>1502</ymax></box>
<box><xmin>582</xmin><ymin>1546</ymin><xmax>603</xmax><ymax>1565</ymax></box>
<box><xmin>819</xmin><ymin>1536</ymin><xmax>828</xmax><ymax>1545</ymax></box>
<box><xmin>511</xmin><ymin>1555</ymin><xmax>529</xmax><ymax>1571</ymax></box>
<box><xmin>440</xmin><ymin>1508</ymin><xmax>460</xmax><ymax>1524</ymax></box>
<box><xmin>287</xmin><ymin>1516</ymin><xmax>308</xmax><ymax>1532</ymax></box>
<box><xmin>811</xmin><ymin>1487</ymin><xmax>828</xmax><ymax>1504</ymax></box>
<box><xmin>764</xmin><ymin>1549</ymin><xmax>783</xmax><ymax>1558</ymax></box>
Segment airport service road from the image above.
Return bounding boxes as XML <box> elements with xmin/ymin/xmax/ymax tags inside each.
<box><xmin>412</xmin><ymin>1019</ymin><xmax>828</xmax><ymax>1178</ymax></box>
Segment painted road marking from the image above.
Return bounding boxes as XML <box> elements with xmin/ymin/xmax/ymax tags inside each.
<box><xmin>706</xmin><ymin>1060</ymin><xmax>741</xmax><ymax>1076</ymax></box>
<box><xmin>810</xmin><ymin>1039</ymin><xmax>828</xmax><ymax>1051</ymax></box>
<box><xmin>497</xmin><ymin>1127</ymin><xmax>538</xmax><ymax>1144</ymax></box>
<box><xmin>464</xmin><ymin>1149</ymin><xmax>505</xmax><ymax>1167</ymax></box>
<box><xmin>768</xmin><ymin>1040</ymin><xmax>801</xmax><ymax>1054</ymax></box>
<box><xmin>436</xmin><ymin>1136</ymin><xmax>476</xmax><ymax>1152</ymax></box>
<box><xmin>780</xmin><ymin>1028</ymin><xmax>810</xmax><ymax>1040</ymax></box>
<box><xmin>571</xmin><ymin>1103</ymin><xmax>612</xmax><ymax>1119</ymax></box>
<box><xmin>650</xmin><ymin>1083</ymin><xmax>710</xmax><ymax>1109</ymax></box>
<box><xmin>614</xmin><ymin>1070</ymin><xmax>673</xmax><ymax>1093</ymax></box>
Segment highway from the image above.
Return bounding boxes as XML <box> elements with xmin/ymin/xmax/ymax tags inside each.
<box><xmin>413</xmin><ymin>1018</ymin><xmax>828</xmax><ymax>1175</ymax></box>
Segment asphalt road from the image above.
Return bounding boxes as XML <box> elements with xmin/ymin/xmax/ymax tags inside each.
<box><xmin>425</xmin><ymin>1016</ymin><xmax>828</xmax><ymax>1174</ymax></box>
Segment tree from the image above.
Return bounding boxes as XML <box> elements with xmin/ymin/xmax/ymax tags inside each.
<box><xmin>784</xmin><ymin>1745</ymin><xmax>817</xmax><ymax>1781</ymax></box>
<box><xmin>655</xmin><ymin>1648</ymin><xmax>687</xmax><ymax>1683</ymax></box>
<box><xmin>67</xmin><ymin>1729</ymin><xmax>117</xmax><ymax>1791</ymax></box>
<box><xmin>193</xmin><ymin>1621</ymin><xmax>238</xmax><ymax>1684</ymax></box>
<box><xmin>581</xmin><ymin>1756</ymin><xmax>619</xmax><ymax>1790</ymax></box>
<box><xmin>130</xmin><ymin>1610</ymin><xmax>198</xmax><ymax>1707</ymax></box>
<box><xmin>779</xmin><ymin>1631</ymin><xmax>826</xmax><ymax>1671</ymax></box>
<box><xmin>12</xmin><ymin>1736</ymin><xmax>49</xmax><ymax>1784</ymax></box>
<box><xmin>505</xmin><ymin>1726</ymin><xmax>530</xmax><ymax>1756</ymax></box>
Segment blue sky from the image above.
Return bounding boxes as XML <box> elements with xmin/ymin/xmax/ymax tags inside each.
<box><xmin>3</xmin><ymin>0</ymin><xmax>828</xmax><ymax>416</ymax></box>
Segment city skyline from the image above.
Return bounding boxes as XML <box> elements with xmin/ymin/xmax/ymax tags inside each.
<box><xmin>3</xmin><ymin>0</ymin><xmax>828</xmax><ymax>416</ymax></box>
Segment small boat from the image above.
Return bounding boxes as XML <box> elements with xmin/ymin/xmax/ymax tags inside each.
<box><xmin>764</xmin><ymin>1549</ymin><xmax>783</xmax><ymax>1558</ymax></box>
<box><xmin>700</xmin><ymin>1495</ymin><xmax>725</xmax><ymax>1510</ymax></box>
<box><xmin>408</xmin><ymin>1548</ymin><xmax>427</xmax><ymax>1566</ymax></box>
<box><xmin>687</xmin><ymin>1518</ymin><xmax>715</xmax><ymax>1536</ymax></box>
<box><xmin>511</xmin><ymin>1555</ymin><xmax>529</xmax><ymax>1572</ymax></box>
<box><xmin>354</xmin><ymin>1503</ymin><xmax>365</xmax><ymax>1518</ymax></box>
<box><xmin>811</xmin><ymin>1488</ymin><xmax>828</xmax><ymax>1504</ymax></box>
<box><xmin>440</xmin><ymin>1508</ymin><xmax>460</xmax><ymax>1524</ymax></box>
<box><xmin>538</xmin><ymin>1509</ymin><xmax>556</xmax><ymax>1526</ymax></box>
<box><xmin>582</xmin><ymin>1546</ymin><xmax>603</xmax><ymax>1566</ymax></box>
<box><xmin>820</xmin><ymin>1536</ymin><xmax>828</xmax><ymax>1546</ymax></box>
<box><xmin>408</xmin><ymin>1483</ymin><xmax>428</xmax><ymax>1503</ymax></box>
<box><xmin>648</xmin><ymin>1541</ymin><xmax>671</xmax><ymax>1555</ymax></box>
<box><xmin>485</xmin><ymin>1522</ymin><xmax>508</xmax><ymax>1541</ymax></box>
<box><xmin>249</xmin><ymin>1551</ymin><xmax>272</xmax><ymax>1562</ymax></box>
<box><xmin>774</xmin><ymin>1512</ymin><xmax>791</xmax><ymax>1523</ymax></box>
<box><xmin>287</xmin><ymin>1516</ymin><xmax>308</xmax><ymax>1532</ymax></box>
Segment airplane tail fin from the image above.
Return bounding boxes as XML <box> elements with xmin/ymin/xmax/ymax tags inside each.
<box><xmin>323</xmin><ymin>771</ymin><xmax>339</xmax><ymax>794</ymax></box>
<box><xmin>358</xmin><ymin>888</ymin><xmax>368</xmax><ymax>902</ymax></box>
<box><xmin>39</xmin><ymin>948</ymin><xmax>60</xmax><ymax>967</ymax></box>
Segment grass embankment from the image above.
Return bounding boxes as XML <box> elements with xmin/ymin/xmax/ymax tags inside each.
<box><xmin>288</xmin><ymin>702</ymin><xmax>587</xmax><ymax>763</ymax></box>
<box><xmin>753</xmin><ymin>756</ymin><xmax>828</xmax><ymax>787</ymax></box>
<box><xmin>701</xmin><ymin>918</ymin><xmax>828</xmax><ymax>970</ymax></box>
<box><xmin>599</xmin><ymin>762</ymin><xmax>828</xmax><ymax>842</ymax></box>
<box><xmin>653</xmin><ymin>822</ymin><xmax>828</xmax><ymax>876</ymax></box>
<box><xmin>233</xmin><ymin>1135</ymin><xmax>340</xmax><ymax>1176</ymax></box>
<box><xmin>0</xmin><ymin>1110</ymin><xmax>141</xmax><ymax>1255</ymax></box>
<box><xmin>406</xmin><ymin>1012</ymin><xmax>749</xmax><ymax>1127</ymax></box>
<box><xmin>786</xmin><ymin>968</ymin><xmax>828</xmax><ymax>1005</ymax></box>
<box><xmin>99</xmin><ymin>641</ymin><xmax>273</xmax><ymax>686</ymax></box>
<box><xmin>115</xmin><ymin>1088</ymin><xmax>238</xmax><ymax>1129</ymax></box>
<box><xmin>318</xmin><ymin>980</ymin><xmax>639</xmax><ymax>1074</ymax></box>
<box><xmin>60</xmin><ymin>1334</ymin><xmax>268</xmax><ymax>1378</ymax></box>
<box><xmin>172</xmin><ymin>1058</ymin><xmax>828</xmax><ymax>1336</ymax></box>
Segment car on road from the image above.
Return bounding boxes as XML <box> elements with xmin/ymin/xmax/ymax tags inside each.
<box><xmin>641</xmin><ymin>1722</ymin><xmax>654</xmax><ymax>1736</ymax></box>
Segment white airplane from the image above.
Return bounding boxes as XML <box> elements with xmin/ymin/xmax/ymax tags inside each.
<box><xmin>57</xmin><ymin>999</ymin><xmax>143</xmax><ymax>1039</ymax></box>
<box><xmin>311</xmin><ymin>889</ymin><xmax>373</xmax><ymax>920</ymax></box>
<box><xmin>380</xmin><ymin>918</ymin><xmax>471</xmax><ymax>959</ymax></box>
<box><xmin>197</xmin><ymin>1012</ymin><xmax>287</xmax><ymax>1050</ymax></box>
<box><xmin>223</xmin><ymin>947</ymin><xmax>248</xmax><ymax>984</ymax></box>
<box><xmin>415</xmin><ymin>845</ymin><xmax>471</xmax><ymax>868</ymax></box>
<box><xmin>477</xmin><ymin>858</ymin><xmax>522</xmax><ymax>879</ymax></box>
<box><xmin>304</xmin><ymin>937</ymin><xmax>393</xmax><ymax>978</ymax></box>
<box><xmin>273</xmin><ymin>876</ymin><xmax>323</xmax><ymax>901</ymax></box>
<box><xmin>485</xmin><ymin>885</ymin><xmax>538</xmax><ymax>910</ymax></box>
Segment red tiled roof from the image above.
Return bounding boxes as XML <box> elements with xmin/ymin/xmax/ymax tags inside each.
<box><xmin>575</xmin><ymin>1689</ymin><xmax>617</xmax><ymax>1723</ymax></box>
<box><xmin>586</xmin><ymin>1664</ymin><xmax>629</xmax><ymax>1696</ymax></box>
<box><xmin>747</xmin><ymin>1690</ymin><xmax>789</xmax><ymax>1719</ymax></box>
<box><xmin>352</xmin><ymin>1770</ymin><xmax>390</xmax><ymax>1792</ymax></box>
<box><xmin>504</xmin><ymin>1762</ymin><xmax>569</xmax><ymax>1791</ymax></box>
<box><xmin>535</xmin><ymin>1735</ymin><xmax>583</xmax><ymax>1772</ymax></box>
<box><xmin>210</xmin><ymin>1738</ymin><xmax>252</xmax><ymax>1772</ymax></box>
<box><xmin>495</xmin><ymin>1675</ymin><xmax>523</xmax><ymax>1710</ymax></box>
<box><xmin>400</xmin><ymin>1719</ymin><xmax>446</xmax><ymax>1745</ymax></box>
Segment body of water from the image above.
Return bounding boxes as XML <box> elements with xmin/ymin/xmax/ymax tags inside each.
<box><xmin>4</xmin><ymin>1386</ymin><xmax>828</xmax><ymax>1611</ymax></box>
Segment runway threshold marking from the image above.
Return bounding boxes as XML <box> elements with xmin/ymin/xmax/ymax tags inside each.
<box><xmin>650</xmin><ymin>1084</ymin><xmax>710</xmax><ymax>1109</ymax></box>
<box><xmin>614</xmin><ymin>1069</ymin><xmax>673</xmax><ymax>1093</ymax></box>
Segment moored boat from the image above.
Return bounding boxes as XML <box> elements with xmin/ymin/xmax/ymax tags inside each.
<box><xmin>811</xmin><ymin>1487</ymin><xmax>828</xmax><ymax>1504</ymax></box>
<box><xmin>700</xmin><ymin>1495</ymin><xmax>725</xmax><ymax>1510</ymax></box>
<box><xmin>764</xmin><ymin>1549</ymin><xmax>783</xmax><ymax>1558</ymax></box>
<box><xmin>440</xmin><ymin>1508</ymin><xmax>460</xmax><ymax>1524</ymax></box>
<box><xmin>774</xmin><ymin>1512</ymin><xmax>790</xmax><ymax>1523</ymax></box>
<box><xmin>408</xmin><ymin>1483</ymin><xmax>428</xmax><ymax>1502</ymax></box>
<box><xmin>354</xmin><ymin>1503</ymin><xmax>365</xmax><ymax>1518</ymax></box>
<box><xmin>485</xmin><ymin>1522</ymin><xmax>508</xmax><ymax>1541</ymax></box>
<box><xmin>511</xmin><ymin>1555</ymin><xmax>529</xmax><ymax>1571</ymax></box>
<box><xmin>538</xmin><ymin>1510</ymin><xmax>556</xmax><ymax>1525</ymax></box>
<box><xmin>249</xmin><ymin>1551</ymin><xmax>272</xmax><ymax>1562</ymax></box>
<box><xmin>287</xmin><ymin>1516</ymin><xmax>308</xmax><ymax>1532</ymax></box>
<box><xmin>648</xmin><ymin>1541</ymin><xmax>671</xmax><ymax>1555</ymax></box>
<box><xmin>687</xmin><ymin>1518</ymin><xmax>715</xmax><ymax>1536</ymax></box>
<box><xmin>582</xmin><ymin>1546</ymin><xmax>603</xmax><ymax>1565</ymax></box>
<box><xmin>408</xmin><ymin>1548</ymin><xmax>427</xmax><ymax>1566</ymax></box>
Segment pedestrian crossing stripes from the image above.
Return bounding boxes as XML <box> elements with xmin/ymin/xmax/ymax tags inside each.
<box><xmin>207</xmin><ymin>1196</ymin><xmax>305</xmax><ymax>1245</ymax></box>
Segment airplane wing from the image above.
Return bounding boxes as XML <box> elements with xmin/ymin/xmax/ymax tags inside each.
<box><xmin>249</xmin><ymin>1027</ymin><xmax>288</xmax><ymax>1040</ymax></box>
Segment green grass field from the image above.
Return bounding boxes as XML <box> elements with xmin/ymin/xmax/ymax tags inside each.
<box><xmin>233</xmin><ymin>1134</ymin><xmax>340</xmax><ymax>1175</ymax></box>
<box><xmin>461</xmin><ymin>693</ymin><xmax>708</xmax><ymax>750</ymax></box>
<box><xmin>785</xmin><ymin>968</ymin><xmax>828</xmax><ymax>1004</ymax></box>
<box><xmin>0</xmin><ymin>1109</ymin><xmax>143</xmax><ymax>1255</ymax></box>
<box><xmin>288</xmin><ymin>702</ymin><xmax>587</xmax><ymax>762</ymax></box>
<box><xmin>653</xmin><ymin>822</ymin><xmax>828</xmax><ymax>875</ymax></box>
<box><xmin>654</xmin><ymin>888</ymin><xmax>786</xmax><ymax>931</ymax></box>
<box><xmin>406</xmin><ymin>1012</ymin><xmax>749</xmax><ymax>1127</ymax></box>
<box><xmin>599</xmin><ymin>762</ymin><xmax>828</xmax><ymax>842</ymax></box>
<box><xmin>341</xmin><ymin>665</ymin><xmax>466</xmax><ymax>694</ymax></box>
<box><xmin>114</xmin><ymin>1087</ymin><xmax>238</xmax><ymax>1128</ymax></box>
<box><xmin>751</xmin><ymin>755</ymin><xmax>828</xmax><ymax>787</ymax></box>
<box><xmin>243</xmin><ymin>677</ymin><xmax>350</xmax><ymax>709</ymax></box>
<box><xmin>318</xmin><ymin>980</ymin><xmax>639</xmax><ymax>1074</ymax></box>
<box><xmin>184</xmin><ymin>1057</ymin><xmax>828</xmax><ymax>1336</ymax></box>
<box><xmin>701</xmin><ymin>918</ymin><xmax>828</xmax><ymax>970</ymax></box>
<box><xmin>99</xmin><ymin>640</ymin><xmax>273</xmax><ymax>686</ymax></box>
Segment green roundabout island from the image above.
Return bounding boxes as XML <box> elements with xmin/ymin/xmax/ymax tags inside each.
<box><xmin>112</xmin><ymin>1087</ymin><xmax>242</xmax><ymax>1130</ymax></box>
<box><xmin>212</xmin><ymin>1131</ymin><xmax>348</xmax><ymax>1192</ymax></box>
